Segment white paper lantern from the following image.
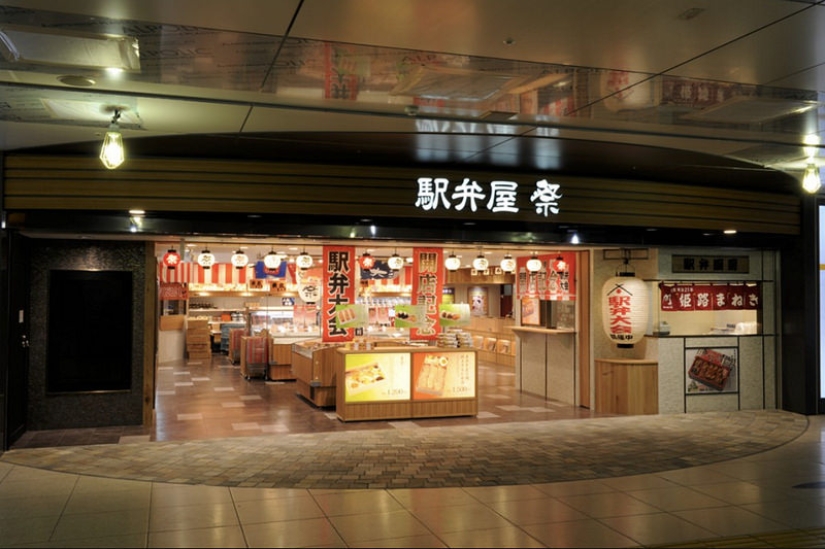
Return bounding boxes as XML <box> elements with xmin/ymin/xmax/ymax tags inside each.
<box><xmin>197</xmin><ymin>249</ymin><xmax>215</xmax><ymax>269</ymax></box>
<box><xmin>387</xmin><ymin>253</ymin><xmax>405</xmax><ymax>271</ymax></box>
<box><xmin>472</xmin><ymin>254</ymin><xmax>489</xmax><ymax>272</ymax></box>
<box><xmin>500</xmin><ymin>254</ymin><xmax>516</xmax><ymax>273</ymax></box>
<box><xmin>602</xmin><ymin>275</ymin><xmax>649</xmax><ymax>346</ymax></box>
<box><xmin>295</xmin><ymin>251</ymin><xmax>313</xmax><ymax>269</ymax></box>
<box><xmin>526</xmin><ymin>256</ymin><xmax>543</xmax><ymax>272</ymax></box>
<box><xmin>263</xmin><ymin>250</ymin><xmax>282</xmax><ymax>269</ymax></box>
<box><xmin>444</xmin><ymin>253</ymin><xmax>461</xmax><ymax>271</ymax></box>
<box><xmin>230</xmin><ymin>250</ymin><xmax>249</xmax><ymax>269</ymax></box>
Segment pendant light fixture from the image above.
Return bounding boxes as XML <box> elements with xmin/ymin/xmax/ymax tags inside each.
<box><xmin>472</xmin><ymin>251</ymin><xmax>489</xmax><ymax>272</ymax></box>
<box><xmin>230</xmin><ymin>249</ymin><xmax>249</xmax><ymax>269</ymax></box>
<box><xmin>296</xmin><ymin>249</ymin><xmax>313</xmax><ymax>269</ymax></box>
<box><xmin>526</xmin><ymin>253</ymin><xmax>543</xmax><ymax>273</ymax></box>
<box><xmin>387</xmin><ymin>249</ymin><xmax>405</xmax><ymax>271</ymax></box>
<box><xmin>500</xmin><ymin>253</ymin><xmax>516</xmax><ymax>273</ymax></box>
<box><xmin>444</xmin><ymin>251</ymin><xmax>461</xmax><ymax>271</ymax></box>
<box><xmin>803</xmin><ymin>164</ymin><xmax>822</xmax><ymax>194</ymax></box>
<box><xmin>197</xmin><ymin>248</ymin><xmax>215</xmax><ymax>269</ymax></box>
<box><xmin>263</xmin><ymin>248</ymin><xmax>282</xmax><ymax>269</ymax></box>
<box><xmin>100</xmin><ymin>107</ymin><xmax>125</xmax><ymax>169</ymax></box>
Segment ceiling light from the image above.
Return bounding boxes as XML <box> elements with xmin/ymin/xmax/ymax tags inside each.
<box><xmin>803</xmin><ymin>164</ymin><xmax>822</xmax><ymax>194</ymax></box>
<box><xmin>0</xmin><ymin>25</ymin><xmax>141</xmax><ymax>71</ymax></box>
<box><xmin>100</xmin><ymin>108</ymin><xmax>124</xmax><ymax>169</ymax></box>
<box><xmin>445</xmin><ymin>253</ymin><xmax>461</xmax><ymax>272</ymax></box>
<box><xmin>804</xmin><ymin>134</ymin><xmax>820</xmax><ymax>159</ymax></box>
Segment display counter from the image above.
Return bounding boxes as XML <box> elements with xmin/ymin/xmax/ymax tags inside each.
<box><xmin>594</xmin><ymin>359</ymin><xmax>658</xmax><ymax>415</ymax></box>
<box><xmin>267</xmin><ymin>336</ymin><xmax>315</xmax><ymax>381</ymax></box>
<box><xmin>334</xmin><ymin>346</ymin><xmax>478</xmax><ymax>422</ymax></box>
<box><xmin>292</xmin><ymin>340</ymin><xmax>345</xmax><ymax>407</ymax></box>
<box><xmin>511</xmin><ymin>326</ymin><xmax>576</xmax><ymax>405</ymax></box>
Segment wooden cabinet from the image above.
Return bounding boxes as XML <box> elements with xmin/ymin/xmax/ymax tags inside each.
<box><xmin>595</xmin><ymin>359</ymin><xmax>658</xmax><ymax>415</ymax></box>
<box><xmin>292</xmin><ymin>341</ymin><xmax>342</xmax><ymax>407</ymax></box>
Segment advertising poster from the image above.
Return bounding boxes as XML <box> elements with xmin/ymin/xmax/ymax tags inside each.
<box><xmin>412</xmin><ymin>351</ymin><xmax>476</xmax><ymax>400</ymax></box>
<box><xmin>438</xmin><ymin>303</ymin><xmax>470</xmax><ymax>327</ymax></box>
<box><xmin>394</xmin><ymin>304</ymin><xmax>428</xmax><ymax>329</ymax></box>
<box><xmin>521</xmin><ymin>296</ymin><xmax>541</xmax><ymax>326</ymax></box>
<box><xmin>685</xmin><ymin>347</ymin><xmax>738</xmax><ymax>394</ymax></box>
<box><xmin>469</xmin><ymin>286</ymin><xmax>489</xmax><ymax>316</ymax></box>
<box><xmin>334</xmin><ymin>304</ymin><xmax>368</xmax><ymax>330</ymax></box>
<box><xmin>515</xmin><ymin>252</ymin><xmax>576</xmax><ymax>300</ymax></box>
<box><xmin>322</xmin><ymin>245</ymin><xmax>356</xmax><ymax>342</ymax></box>
<box><xmin>343</xmin><ymin>352</ymin><xmax>411</xmax><ymax>402</ymax></box>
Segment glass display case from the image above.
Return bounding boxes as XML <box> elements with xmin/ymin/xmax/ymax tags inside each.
<box><xmin>247</xmin><ymin>306</ymin><xmax>320</xmax><ymax>338</ymax></box>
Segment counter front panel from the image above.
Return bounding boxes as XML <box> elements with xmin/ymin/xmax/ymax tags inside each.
<box><xmin>335</xmin><ymin>346</ymin><xmax>478</xmax><ymax>421</ymax></box>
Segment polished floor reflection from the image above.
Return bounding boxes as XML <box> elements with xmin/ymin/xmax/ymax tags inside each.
<box><xmin>12</xmin><ymin>354</ymin><xmax>606</xmax><ymax>448</ymax></box>
<box><xmin>3</xmin><ymin>354</ymin><xmax>825</xmax><ymax>547</ymax></box>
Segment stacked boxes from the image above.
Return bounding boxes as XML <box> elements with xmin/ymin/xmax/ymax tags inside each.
<box><xmin>186</xmin><ymin>317</ymin><xmax>212</xmax><ymax>360</ymax></box>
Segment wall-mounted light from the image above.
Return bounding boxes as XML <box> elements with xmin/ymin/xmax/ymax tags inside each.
<box><xmin>100</xmin><ymin>107</ymin><xmax>125</xmax><ymax>169</ymax></box>
<box><xmin>803</xmin><ymin>164</ymin><xmax>822</xmax><ymax>194</ymax></box>
<box><xmin>500</xmin><ymin>253</ymin><xmax>516</xmax><ymax>273</ymax></box>
<box><xmin>445</xmin><ymin>252</ymin><xmax>461</xmax><ymax>271</ymax></box>
<box><xmin>230</xmin><ymin>249</ymin><xmax>249</xmax><ymax>269</ymax></box>
<box><xmin>197</xmin><ymin>248</ymin><xmax>215</xmax><ymax>269</ymax></box>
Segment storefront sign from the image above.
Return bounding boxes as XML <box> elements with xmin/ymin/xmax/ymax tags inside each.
<box><xmin>414</xmin><ymin>177</ymin><xmax>563</xmax><ymax>217</ymax></box>
<box><xmin>659</xmin><ymin>282</ymin><xmax>760</xmax><ymax>311</ymax></box>
<box><xmin>322</xmin><ymin>245</ymin><xmax>356</xmax><ymax>342</ymax></box>
<box><xmin>410</xmin><ymin>247</ymin><xmax>443</xmax><ymax>340</ymax></box>
<box><xmin>672</xmin><ymin>255</ymin><xmax>750</xmax><ymax>274</ymax></box>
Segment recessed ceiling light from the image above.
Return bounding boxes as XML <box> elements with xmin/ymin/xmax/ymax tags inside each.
<box><xmin>58</xmin><ymin>74</ymin><xmax>96</xmax><ymax>87</ymax></box>
<box><xmin>723</xmin><ymin>229</ymin><xmax>737</xmax><ymax>235</ymax></box>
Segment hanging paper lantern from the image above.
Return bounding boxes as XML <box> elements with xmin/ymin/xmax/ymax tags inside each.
<box><xmin>472</xmin><ymin>254</ymin><xmax>489</xmax><ymax>272</ymax></box>
<box><xmin>296</xmin><ymin>251</ymin><xmax>313</xmax><ymax>269</ymax></box>
<box><xmin>359</xmin><ymin>252</ymin><xmax>375</xmax><ymax>270</ymax></box>
<box><xmin>500</xmin><ymin>254</ymin><xmax>516</xmax><ymax>273</ymax></box>
<box><xmin>263</xmin><ymin>250</ymin><xmax>282</xmax><ymax>269</ymax></box>
<box><xmin>197</xmin><ymin>249</ymin><xmax>215</xmax><ymax>269</ymax></box>
<box><xmin>602</xmin><ymin>274</ymin><xmax>649</xmax><ymax>347</ymax></box>
<box><xmin>387</xmin><ymin>253</ymin><xmax>405</xmax><ymax>271</ymax></box>
<box><xmin>553</xmin><ymin>255</ymin><xmax>567</xmax><ymax>273</ymax></box>
<box><xmin>162</xmin><ymin>248</ymin><xmax>181</xmax><ymax>269</ymax></box>
<box><xmin>230</xmin><ymin>250</ymin><xmax>249</xmax><ymax>269</ymax></box>
<box><xmin>526</xmin><ymin>256</ymin><xmax>543</xmax><ymax>272</ymax></box>
<box><xmin>444</xmin><ymin>253</ymin><xmax>461</xmax><ymax>271</ymax></box>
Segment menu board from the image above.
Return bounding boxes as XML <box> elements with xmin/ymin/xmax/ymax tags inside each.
<box><xmin>343</xmin><ymin>352</ymin><xmax>411</xmax><ymax>402</ymax></box>
<box><xmin>412</xmin><ymin>351</ymin><xmax>476</xmax><ymax>400</ymax></box>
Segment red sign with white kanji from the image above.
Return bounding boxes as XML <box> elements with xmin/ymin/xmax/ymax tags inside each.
<box><xmin>322</xmin><ymin>245</ymin><xmax>356</xmax><ymax>342</ymax></box>
<box><xmin>410</xmin><ymin>247</ymin><xmax>443</xmax><ymax>341</ymax></box>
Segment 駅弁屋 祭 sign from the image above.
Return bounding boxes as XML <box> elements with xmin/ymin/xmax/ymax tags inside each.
<box><xmin>414</xmin><ymin>176</ymin><xmax>563</xmax><ymax>217</ymax></box>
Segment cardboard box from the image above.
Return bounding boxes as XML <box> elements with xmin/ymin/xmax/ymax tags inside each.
<box><xmin>159</xmin><ymin>314</ymin><xmax>185</xmax><ymax>331</ymax></box>
<box><xmin>187</xmin><ymin>317</ymin><xmax>209</xmax><ymax>330</ymax></box>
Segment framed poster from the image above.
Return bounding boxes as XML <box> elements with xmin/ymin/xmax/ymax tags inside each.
<box><xmin>521</xmin><ymin>296</ymin><xmax>541</xmax><ymax>326</ymax></box>
<box><xmin>685</xmin><ymin>347</ymin><xmax>738</xmax><ymax>394</ymax></box>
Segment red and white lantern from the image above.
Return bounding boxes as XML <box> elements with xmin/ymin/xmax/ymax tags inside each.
<box><xmin>162</xmin><ymin>248</ymin><xmax>181</xmax><ymax>269</ymax></box>
<box><xmin>602</xmin><ymin>274</ymin><xmax>649</xmax><ymax>347</ymax></box>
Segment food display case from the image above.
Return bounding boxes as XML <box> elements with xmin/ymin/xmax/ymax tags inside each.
<box><xmin>291</xmin><ymin>340</ymin><xmax>345</xmax><ymax>407</ymax></box>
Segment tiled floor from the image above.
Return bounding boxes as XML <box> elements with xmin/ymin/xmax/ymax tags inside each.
<box><xmin>2</xmin><ymin>354</ymin><xmax>825</xmax><ymax>547</ymax></box>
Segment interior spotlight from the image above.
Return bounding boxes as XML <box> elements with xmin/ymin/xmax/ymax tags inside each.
<box><xmin>803</xmin><ymin>164</ymin><xmax>822</xmax><ymax>194</ymax></box>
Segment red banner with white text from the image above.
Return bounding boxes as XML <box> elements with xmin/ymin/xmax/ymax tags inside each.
<box><xmin>322</xmin><ymin>245</ymin><xmax>356</xmax><ymax>342</ymax></box>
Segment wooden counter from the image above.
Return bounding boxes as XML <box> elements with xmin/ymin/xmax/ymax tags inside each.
<box><xmin>334</xmin><ymin>346</ymin><xmax>478</xmax><ymax>422</ymax></box>
<box><xmin>595</xmin><ymin>359</ymin><xmax>658</xmax><ymax>415</ymax></box>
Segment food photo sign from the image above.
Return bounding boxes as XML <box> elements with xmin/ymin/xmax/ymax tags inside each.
<box><xmin>685</xmin><ymin>347</ymin><xmax>738</xmax><ymax>394</ymax></box>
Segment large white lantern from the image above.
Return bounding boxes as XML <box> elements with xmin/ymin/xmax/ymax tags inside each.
<box><xmin>197</xmin><ymin>249</ymin><xmax>215</xmax><ymax>269</ymax></box>
<box><xmin>602</xmin><ymin>274</ymin><xmax>649</xmax><ymax>347</ymax></box>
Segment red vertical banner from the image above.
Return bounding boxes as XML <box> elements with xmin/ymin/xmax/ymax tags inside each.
<box><xmin>411</xmin><ymin>247</ymin><xmax>443</xmax><ymax>341</ymax></box>
<box><xmin>322</xmin><ymin>245</ymin><xmax>356</xmax><ymax>342</ymax></box>
<box><xmin>659</xmin><ymin>283</ymin><xmax>676</xmax><ymax>311</ymax></box>
<box><xmin>515</xmin><ymin>253</ymin><xmax>576</xmax><ymax>300</ymax></box>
